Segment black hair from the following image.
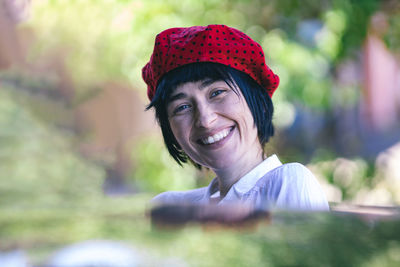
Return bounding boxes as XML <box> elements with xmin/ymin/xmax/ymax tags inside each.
<box><xmin>146</xmin><ymin>62</ymin><xmax>274</xmax><ymax>167</ymax></box>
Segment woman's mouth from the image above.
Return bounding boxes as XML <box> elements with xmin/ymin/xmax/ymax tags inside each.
<box><xmin>199</xmin><ymin>127</ymin><xmax>234</xmax><ymax>145</ymax></box>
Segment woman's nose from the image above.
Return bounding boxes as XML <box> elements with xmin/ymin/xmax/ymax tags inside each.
<box><xmin>194</xmin><ymin>103</ymin><xmax>217</xmax><ymax>128</ymax></box>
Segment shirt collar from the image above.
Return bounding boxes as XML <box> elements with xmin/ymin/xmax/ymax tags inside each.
<box><xmin>203</xmin><ymin>154</ymin><xmax>282</xmax><ymax>204</ymax></box>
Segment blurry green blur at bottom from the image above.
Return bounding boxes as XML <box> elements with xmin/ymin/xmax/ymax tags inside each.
<box><xmin>1</xmin><ymin>202</ymin><xmax>400</xmax><ymax>266</ymax></box>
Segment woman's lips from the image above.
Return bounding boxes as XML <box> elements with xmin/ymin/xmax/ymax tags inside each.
<box><xmin>197</xmin><ymin>126</ymin><xmax>234</xmax><ymax>145</ymax></box>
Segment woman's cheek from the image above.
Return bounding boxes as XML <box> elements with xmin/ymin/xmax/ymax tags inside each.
<box><xmin>170</xmin><ymin>118</ymin><xmax>190</xmax><ymax>142</ymax></box>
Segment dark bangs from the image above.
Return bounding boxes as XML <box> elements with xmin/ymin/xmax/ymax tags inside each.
<box><xmin>148</xmin><ymin>62</ymin><xmax>239</xmax><ymax>105</ymax></box>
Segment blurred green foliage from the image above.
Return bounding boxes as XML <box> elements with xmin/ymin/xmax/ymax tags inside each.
<box><xmin>131</xmin><ymin>136</ymin><xmax>199</xmax><ymax>192</ymax></box>
<box><xmin>1</xmin><ymin>204</ymin><xmax>400</xmax><ymax>266</ymax></box>
<box><xmin>0</xmin><ymin>85</ymin><xmax>105</xmax><ymax>207</ymax></box>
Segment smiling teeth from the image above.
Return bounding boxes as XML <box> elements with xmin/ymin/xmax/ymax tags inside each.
<box><xmin>201</xmin><ymin>128</ymin><xmax>231</xmax><ymax>145</ymax></box>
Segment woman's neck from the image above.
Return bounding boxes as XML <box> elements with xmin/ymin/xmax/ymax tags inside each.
<box><xmin>214</xmin><ymin>150</ymin><xmax>265</xmax><ymax>198</ymax></box>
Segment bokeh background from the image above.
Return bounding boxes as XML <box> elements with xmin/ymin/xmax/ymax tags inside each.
<box><xmin>1</xmin><ymin>0</ymin><xmax>400</xmax><ymax>266</ymax></box>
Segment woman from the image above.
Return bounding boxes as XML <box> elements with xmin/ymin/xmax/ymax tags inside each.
<box><xmin>142</xmin><ymin>25</ymin><xmax>329</xmax><ymax>211</ymax></box>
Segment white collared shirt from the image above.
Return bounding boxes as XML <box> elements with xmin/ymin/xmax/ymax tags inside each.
<box><xmin>152</xmin><ymin>154</ymin><xmax>329</xmax><ymax>211</ymax></box>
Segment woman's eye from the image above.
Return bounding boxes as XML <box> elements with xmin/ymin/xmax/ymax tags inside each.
<box><xmin>210</xmin><ymin>89</ymin><xmax>225</xmax><ymax>98</ymax></box>
<box><xmin>174</xmin><ymin>104</ymin><xmax>191</xmax><ymax>114</ymax></box>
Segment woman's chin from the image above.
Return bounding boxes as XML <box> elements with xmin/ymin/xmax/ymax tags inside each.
<box><xmin>200</xmin><ymin>157</ymin><xmax>237</xmax><ymax>171</ymax></box>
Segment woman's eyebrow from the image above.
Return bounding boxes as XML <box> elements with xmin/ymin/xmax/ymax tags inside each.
<box><xmin>167</xmin><ymin>92</ymin><xmax>187</xmax><ymax>104</ymax></box>
<box><xmin>199</xmin><ymin>79</ymin><xmax>218</xmax><ymax>89</ymax></box>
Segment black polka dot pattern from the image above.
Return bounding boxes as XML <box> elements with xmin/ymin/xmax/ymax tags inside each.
<box><xmin>142</xmin><ymin>25</ymin><xmax>280</xmax><ymax>100</ymax></box>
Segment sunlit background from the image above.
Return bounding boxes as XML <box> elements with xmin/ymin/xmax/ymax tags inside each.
<box><xmin>1</xmin><ymin>0</ymin><xmax>400</xmax><ymax>266</ymax></box>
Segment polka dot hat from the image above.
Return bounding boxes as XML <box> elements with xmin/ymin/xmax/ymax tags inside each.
<box><xmin>142</xmin><ymin>24</ymin><xmax>280</xmax><ymax>101</ymax></box>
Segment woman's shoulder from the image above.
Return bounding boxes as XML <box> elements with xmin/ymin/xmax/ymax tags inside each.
<box><xmin>266</xmin><ymin>162</ymin><xmax>317</xmax><ymax>184</ymax></box>
<box><xmin>151</xmin><ymin>187</ymin><xmax>208</xmax><ymax>205</ymax></box>
<box><xmin>256</xmin><ymin>161</ymin><xmax>329</xmax><ymax>210</ymax></box>
<box><xmin>283</xmin><ymin>162</ymin><xmax>315</xmax><ymax>177</ymax></box>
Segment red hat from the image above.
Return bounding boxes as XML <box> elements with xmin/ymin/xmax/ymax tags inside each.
<box><xmin>142</xmin><ymin>25</ymin><xmax>279</xmax><ymax>101</ymax></box>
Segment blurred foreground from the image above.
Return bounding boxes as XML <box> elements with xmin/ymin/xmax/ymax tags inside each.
<box><xmin>1</xmin><ymin>198</ymin><xmax>400</xmax><ymax>266</ymax></box>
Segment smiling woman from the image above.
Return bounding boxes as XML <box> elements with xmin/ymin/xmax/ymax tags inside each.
<box><xmin>142</xmin><ymin>25</ymin><xmax>329</xmax><ymax>211</ymax></box>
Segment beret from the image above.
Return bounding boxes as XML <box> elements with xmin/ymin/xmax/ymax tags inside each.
<box><xmin>142</xmin><ymin>24</ymin><xmax>279</xmax><ymax>101</ymax></box>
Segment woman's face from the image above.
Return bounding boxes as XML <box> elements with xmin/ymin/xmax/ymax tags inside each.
<box><xmin>166</xmin><ymin>79</ymin><xmax>263</xmax><ymax>171</ymax></box>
